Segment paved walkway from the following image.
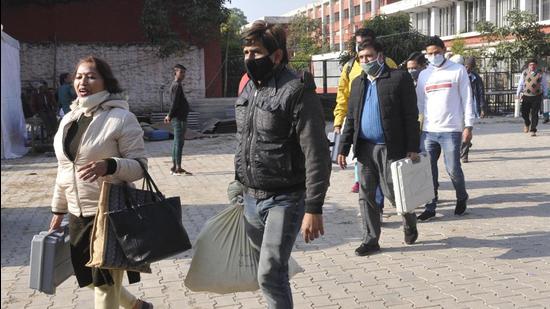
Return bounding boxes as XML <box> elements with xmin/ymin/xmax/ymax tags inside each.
<box><xmin>2</xmin><ymin>118</ymin><xmax>549</xmax><ymax>309</ymax></box>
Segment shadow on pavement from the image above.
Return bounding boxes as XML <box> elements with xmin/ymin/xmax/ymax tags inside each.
<box><xmin>470</xmin><ymin>155</ymin><xmax>550</xmax><ymax>163</ymax></box>
<box><xmin>382</xmin><ymin>231</ymin><xmax>550</xmax><ymax>260</ymax></box>
<box><xmin>471</xmin><ymin>146</ymin><xmax>550</xmax><ymax>153</ymax></box>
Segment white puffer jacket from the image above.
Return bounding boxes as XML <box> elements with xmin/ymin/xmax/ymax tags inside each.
<box><xmin>51</xmin><ymin>91</ymin><xmax>147</xmax><ymax>217</ymax></box>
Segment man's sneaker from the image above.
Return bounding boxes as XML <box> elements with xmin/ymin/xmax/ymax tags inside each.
<box><xmin>170</xmin><ymin>167</ymin><xmax>181</xmax><ymax>176</ymax></box>
<box><xmin>455</xmin><ymin>198</ymin><xmax>468</xmax><ymax>215</ymax></box>
<box><xmin>354</xmin><ymin>243</ymin><xmax>381</xmax><ymax>256</ymax></box>
<box><xmin>530</xmin><ymin>132</ymin><xmax>537</xmax><ymax>137</ymax></box>
<box><xmin>351</xmin><ymin>182</ymin><xmax>359</xmax><ymax>193</ymax></box>
<box><xmin>417</xmin><ymin>210</ymin><xmax>436</xmax><ymax>221</ymax></box>
<box><xmin>404</xmin><ymin>227</ymin><xmax>418</xmax><ymax>245</ymax></box>
<box><xmin>543</xmin><ymin>118</ymin><xmax>549</xmax><ymax>124</ymax></box>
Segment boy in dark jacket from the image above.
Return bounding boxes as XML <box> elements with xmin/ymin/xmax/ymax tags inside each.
<box><xmin>236</xmin><ymin>20</ymin><xmax>331</xmax><ymax>308</ymax></box>
<box><xmin>164</xmin><ymin>64</ymin><xmax>192</xmax><ymax>175</ymax></box>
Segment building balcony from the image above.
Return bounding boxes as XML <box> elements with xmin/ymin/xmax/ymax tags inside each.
<box><xmin>380</xmin><ymin>0</ymin><xmax>452</xmax><ymax>14</ymax></box>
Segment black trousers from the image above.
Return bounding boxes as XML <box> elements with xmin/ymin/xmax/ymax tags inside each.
<box><xmin>521</xmin><ymin>95</ymin><xmax>542</xmax><ymax>133</ymax></box>
<box><xmin>356</xmin><ymin>141</ymin><xmax>417</xmax><ymax>246</ymax></box>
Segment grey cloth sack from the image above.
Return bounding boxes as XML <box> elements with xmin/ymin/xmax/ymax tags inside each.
<box><xmin>185</xmin><ymin>181</ymin><xmax>304</xmax><ymax>294</ymax></box>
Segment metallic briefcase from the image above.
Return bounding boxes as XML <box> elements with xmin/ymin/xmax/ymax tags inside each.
<box><xmin>29</xmin><ymin>223</ymin><xmax>73</xmax><ymax>294</ymax></box>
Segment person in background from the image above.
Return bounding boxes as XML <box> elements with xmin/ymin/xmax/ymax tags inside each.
<box><xmin>31</xmin><ymin>81</ymin><xmax>59</xmax><ymax>140</ymax></box>
<box><xmin>57</xmin><ymin>73</ymin><xmax>77</xmax><ymax>115</ymax></box>
<box><xmin>164</xmin><ymin>64</ymin><xmax>193</xmax><ymax>175</ymax></box>
<box><xmin>516</xmin><ymin>58</ymin><xmax>549</xmax><ymax>136</ymax></box>
<box><xmin>337</xmin><ymin>40</ymin><xmax>420</xmax><ymax>256</ymax></box>
<box><xmin>334</xmin><ymin>28</ymin><xmax>397</xmax><ymax>205</ymax></box>
<box><xmin>460</xmin><ymin>56</ymin><xmax>486</xmax><ymax>163</ymax></box>
<box><xmin>405</xmin><ymin>51</ymin><xmax>428</xmax><ymax>85</ymax></box>
<box><xmin>416</xmin><ymin>36</ymin><xmax>474</xmax><ymax>222</ymax></box>
<box><xmin>48</xmin><ymin>56</ymin><xmax>153</xmax><ymax>309</ymax></box>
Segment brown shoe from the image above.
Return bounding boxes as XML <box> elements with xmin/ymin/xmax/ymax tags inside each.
<box><xmin>523</xmin><ymin>126</ymin><xmax>529</xmax><ymax>133</ymax></box>
<box><xmin>531</xmin><ymin>132</ymin><xmax>536</xmax><ymax>137</ymax></box>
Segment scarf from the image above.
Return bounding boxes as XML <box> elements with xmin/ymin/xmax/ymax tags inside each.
<box><xmin>70</xmin><ymin>90</ymin><xmax>111</xmax><ymax>116</ymax></box>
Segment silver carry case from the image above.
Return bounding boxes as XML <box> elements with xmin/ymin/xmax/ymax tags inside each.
<box><xmin>390</xmin><ymin>153</ymin><xmax>435</xmax><ymax>214</ymax></box>
<box><xmin>327</xmin><ymin>132</ymin><xmax>342</xmax><ymax>163</ymax></box>
<box><xmin>29</xmin><ymin>223</ymin><xmax>73</xmax><ymax>294</ymax></box>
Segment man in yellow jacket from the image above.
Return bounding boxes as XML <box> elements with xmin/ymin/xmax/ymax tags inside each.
<box><xmin>334</xmin><ymin>28</ymin><xmax>397</xmax><ymax>198</ymax></box>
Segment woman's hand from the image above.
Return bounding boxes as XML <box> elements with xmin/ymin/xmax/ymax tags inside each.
<box><xmin>49</xmin><ymin>214</ymin><xmax>65</xmax><ymax>232</ymax></box>
<box><xmin>78</xmin><ymin>160</ymin><xmax>108</xmax><ymax>182</ymax></box>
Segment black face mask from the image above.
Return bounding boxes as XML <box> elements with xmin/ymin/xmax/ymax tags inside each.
<box><xmin>245</xmin><ymin>55</ymin><xmax>274</xmax><ymax>83</ymax></box>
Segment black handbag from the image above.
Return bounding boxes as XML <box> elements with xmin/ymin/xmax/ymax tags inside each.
<box><xmin>106</xmin><ymin>161</ymin><xmax>192</xmax><ymax>266</ymax></box>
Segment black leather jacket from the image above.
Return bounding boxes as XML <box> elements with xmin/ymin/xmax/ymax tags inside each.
<box><xmin>235</xmin><ymin>66</ymin><xmax>331</xmax><ymax>214</ymax></box>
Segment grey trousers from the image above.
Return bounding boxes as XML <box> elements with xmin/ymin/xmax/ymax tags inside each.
<box><xmin>356</xmin><ymin>141</ymin><xmax>417</xmax><ymax>246</ymax></box>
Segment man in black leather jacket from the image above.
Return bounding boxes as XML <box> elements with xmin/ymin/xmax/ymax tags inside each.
<box><xmin>235</xmin><ymin>20</ymin><xmax>331</xmax><ymax>309</ymax></box>
<box><xmin>337</xmin><ymin>40</ymin><xmax>420</xmax><ymax>256</ymax></box>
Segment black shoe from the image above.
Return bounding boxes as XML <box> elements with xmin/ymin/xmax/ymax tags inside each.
<box><xmin>404</xmin><ymin>227</ymin><xmax>418</xmax><ymax>245</ymax></box>
<box><xmin>455</xmin><ymin>198</ymin><xmax>468</xmax><ymax>215</ymax></box>
<box><xmin>543</xmin><ymin>118</ymin><xmax>549</xmax><ymax>124</ymax></box>
<box><xmin>417</xmin><ymin>210</ymin><xmax>436</xmax><ymax>221</ymax></box>
<box><xmin>354</xmin><ymin>243</ymin><xmax>381</xmax><ymax>256</ymax></box>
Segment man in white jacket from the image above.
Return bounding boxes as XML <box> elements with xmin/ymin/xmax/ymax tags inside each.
<box><xmin>416</xmin><ymin>36</ymin><xmax>475</xmax><ymax>221</ymax></box>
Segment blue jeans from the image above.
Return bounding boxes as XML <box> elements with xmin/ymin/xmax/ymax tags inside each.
<box><xmin>243</xmin><ymin>191</ymin><xmax>305</xmax><ymax>309</ymax></box>
<box><xmin>421</xmin><ymin>132</ymin><xmax>468</xmax><ymax>212</ymax></box>
<box><xmin>171</xmin><ymin>119</ymin><xmax>187</xmax><ymax>168</ymax></box>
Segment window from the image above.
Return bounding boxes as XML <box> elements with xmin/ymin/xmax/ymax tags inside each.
<box><xmin>344</xmin><ymin>8</ymin><xmax>349</xmax><ymax>19</ymax></box>
<box><xmin>496</xmin><ymin>0</ymin><xmax>519</xmax><ymax>26</ymax></box>
<box><xmin>439</xmin><ymin>4</ymin><xmax>456</xmax><ymax>36</ymax></box>
<box><xmin>365</xmin><ymin>1</ymin><xmax>372</xmax><ymax>13</ymax></box>
<box><xmin>414</xmin><ymin>11</ymin><xmax>430</xmax><ymax>35</ymax></box>
<box><xmin>334</xmin><ymin>12</ymin><xmax>340</xmax><ymax>22</ymax></box>
<box><xmin>354</xmin><ymin>5</ymin><xmax>361</xmax><ymax>16</ymax></box>
<box><xmin>544</xmin><ymin>0</ymin><xmax>550</xmax><ymax>20</ymax></box>
<box><xmin>465</xmin><ymin>0</ymin><xmax>486</xmax><ymax>32</ymax></box>
<box><xmin>532</xmin><ymin>0</ymin><xmax>550</xmax><ymax>21</ymax></box>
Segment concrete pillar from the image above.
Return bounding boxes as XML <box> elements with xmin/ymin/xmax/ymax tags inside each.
<box><xmin>360</xmin><ymin>0</ymin><xmax>365</xmax><ymax>21</ymax></box>
<box><xmin>486</xmin><ymin>0</ymin><xmax>496</xmax><ymax>24</ymax></box>
<box><xmin>410</xmin><ymin>12</ymin><xmax>417</xmax><ymax>32</ymax></box>
<box><xmin>339</xmin><ymin>0</ymin><xmax>344</xmax><ymax>51</ymax></box>
<box><xmin>519</xmin><ymin>0</ymin><xmax>528</xmax><ymax>11</ymax></box>
<box><xmin>329</xmin><ymin>0</ymin><xmax>334</xmax><ymax>50</ymax></box>
<box><xmin>371</xmin><ymin>0</ymin><xmax>377</xmax><ymax>16</ymax></box>
<box><xmin>457</xmin><ymin>0</ymin><xmax>465</xmax><ymax>34</ymax></box>
<box><xmin>430</xmin><ymin>7</ymin><xmax>440</xmax><ymax>36</ymax></box>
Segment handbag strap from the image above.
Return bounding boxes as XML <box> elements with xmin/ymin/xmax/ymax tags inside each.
<box><xmin>134</xmin><ymin>159</ymin><xmax>164</xmax><ymax>199</ymax></box>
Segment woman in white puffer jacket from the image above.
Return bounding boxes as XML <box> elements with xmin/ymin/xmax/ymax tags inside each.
<box><xmin>48</xmin><ymin>56</ymin><xmax>152</xmax><ymax>309</ymax></box>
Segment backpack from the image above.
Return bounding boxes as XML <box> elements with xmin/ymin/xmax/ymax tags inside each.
<box><xmin>345</xmin><ymin>58</ymin><xmax>356</xmax><ymax>79</ymax></box>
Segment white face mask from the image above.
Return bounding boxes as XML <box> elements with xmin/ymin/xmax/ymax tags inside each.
<box><xmin>426</xmin><ymin>53</ymin><xmax>445</xmax><ymax>67</ymax></box>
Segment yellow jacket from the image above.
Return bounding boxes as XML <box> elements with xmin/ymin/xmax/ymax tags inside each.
<box><xmin>333</xmin><ymin>57</ymin><xmax>397</xmax><ymax>127</ymax></box>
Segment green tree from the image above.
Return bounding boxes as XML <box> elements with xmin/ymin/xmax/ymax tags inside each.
<box><xmin>476</xmin><ymin>9</ymin><xmax>550</xmax><ymax>68</ymax></box>
<box><xmin>359</xmin><ymin>14</ymin><xmax>428</xmax><ymax>65</ymax></box>
<box><xmin>220</xmin><ymin>8</ymin><xmax>248</xmax><ymax>96</ymax></box>
<box><xmin>287</xmin><ymin>13</ymin><xmax>326</xmax><ymax>71</ymax></box>
<box><xmin>450</xmin><ymin>36</ymin><xmax>485</xmax><ymax>61</ymax></box>
<box><xmin>141</xmin><ymin>0</ymin><xmax>229</xmax><ymax>57</ymax></box>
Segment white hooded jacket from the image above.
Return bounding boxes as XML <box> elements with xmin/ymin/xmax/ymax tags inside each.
<box><xmin>51</xmin><ymin>91</ymin><xmax>147</xmax><ymax>217</ymax></box>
